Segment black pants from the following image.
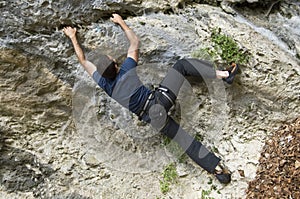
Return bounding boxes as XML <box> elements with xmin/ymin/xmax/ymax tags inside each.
<box><xmin>141</xmin><ymin>59</ymin><xmax>220</xmax><ymax>174</ymax></box>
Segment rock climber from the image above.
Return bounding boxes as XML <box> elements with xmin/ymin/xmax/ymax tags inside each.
<box><xmin>63</xmin><ymin>14</ymin><xmax>232</xmax><ymax>184</ymax></box>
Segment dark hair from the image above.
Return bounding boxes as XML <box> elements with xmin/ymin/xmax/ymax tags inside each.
<box><xmin>89</xmin><ymin>53</ymin><xmax>117</xmax><ymax>79</ymax></box>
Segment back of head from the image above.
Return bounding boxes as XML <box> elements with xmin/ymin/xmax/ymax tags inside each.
<box><xmin>88</xmin><ymin>52</ymin><xmax>117</xmax><ymax>79</ymax></box>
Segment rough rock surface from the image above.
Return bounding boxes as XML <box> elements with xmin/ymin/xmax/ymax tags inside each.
<box><xmin>1</xmin><ymin>0</ymin><xmax>299</xmax><ymax>198</ymax></box>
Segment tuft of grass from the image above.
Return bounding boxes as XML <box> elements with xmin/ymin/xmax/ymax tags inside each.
<box><xmin>162</xmin><ymin>137</ymin><xmax>187</xmax><ymax>163</ymax></box>
<box><xmin>192</xmin><ymin>28</ymin><xmax>250</xmax><ymax>65</ymax></box>
<box><xmin>201</xmin><ymin>178</ymin><xmax>221</xmax><ymax>199</ymax></box>
<box><xmin>201</xmin><ymin>189</ymin><xmax>215</xmax><ymax>199</ymax></box>
<box><xmin>160</xmin><ymin>163</ymin><xmax>178</xmax><ymax>194</ymax></box>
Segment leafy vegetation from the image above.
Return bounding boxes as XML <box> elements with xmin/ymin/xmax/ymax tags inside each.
<box><xmin>201</xmin><ymin>189</ymin><xmax>215</xmax><ymax>199</ymax></box>
<box><xmin>200</xmin><ymin>177</ymin><xmax>221</xmax><ymax>199</ymax></box>
<box><xmin>162</xmin><ymin>137</ymin><xmax>187</xmax><ymax>163</ymax></box>
<box><xmin>192</xmin><ymin>28</ymin><xmax>249</xmax><ymax>65</ymax></box>
<box><xmin>160</xmin><ymin>163</ymin><xmax>178</xmax><ymax>194</ymax></box>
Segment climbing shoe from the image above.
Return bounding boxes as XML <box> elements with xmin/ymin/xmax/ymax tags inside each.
<box><xmin>223</xmin><ymin>62</ymin><xmax>239</xmax><ymax>84</ymax></box>
<box><xmin>214</xmin><ymin>162</ymin><xmax>231</xmax><ymax>184</ymax></box>
<box><xmin>215</xmin><ymin>172</ymin><xmax>231</xmax><ymax>184</ymax></box>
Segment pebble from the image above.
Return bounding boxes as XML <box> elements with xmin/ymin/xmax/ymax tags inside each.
<box><xmin>83</xmin><ymin>154</ymin><xmax>100</xmax><ymax>167</ymax></box>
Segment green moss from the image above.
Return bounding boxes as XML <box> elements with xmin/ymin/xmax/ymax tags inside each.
<box><xmin>139</xmin><ymin>21</ymin><xmax>146</xmax><ymax>26</ymax></box>
<box><xmin>160</xmin><ymin>163</ymin><xmax>178</xmax><ymax>194</ymax></box>
<box><xmin>211</xmin><ymin>146</ymin><xmax>219</xmax><ymax>153</ymax></box>
<box><xmin>201</xmin><ymin>178</ymin><xmax>220</xmax><ymax>199</ymax></box>
<box><xmin>162</xmin><ymin>137</ymin><xmax>187</xmax><ymax>163</ymax></box>
<box><xmin>195</xmin><ymin>132</ymin><xmax>204</xmax><ymax>142</ymax></box>
<box><xmin>201</xmin><ymin>189</ymin><xmax>215</xmax><ymax>199</ymax></box>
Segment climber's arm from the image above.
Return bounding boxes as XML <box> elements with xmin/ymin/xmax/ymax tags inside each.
<box><xmin>111</xmin><ymin>14</ymin><xmax>139</xmax><ymax>63</ymax></box>
<box><xmin>63</xmin><ymin>27</ymin><xmax>96</xmax><ymax>77</ymax></box>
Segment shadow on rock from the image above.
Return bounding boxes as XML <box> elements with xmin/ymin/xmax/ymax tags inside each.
<box><xmin>0</xmin><ymin>145</ymin><xmax>54</xmax><ymax>193</ymax></box>
<box><xmin>0</xmin><ymin>130</ymin><xmax>91</xmax><ymax>198</ymax></box>
<box><xmin>47</xmin><ymin>193</ymin><xmax>93</xmax><ymax>199</ymax></box>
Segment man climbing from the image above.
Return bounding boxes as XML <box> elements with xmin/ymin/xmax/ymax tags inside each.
<box><xmin>63</xmin><ymin>14</ymin><xmax>231</xmax><ymax>184</ymax></box>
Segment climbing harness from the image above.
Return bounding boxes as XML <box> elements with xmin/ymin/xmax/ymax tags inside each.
<box><xmin>137</xmin><ymin>86</ymin><xmax>176</xmax><ymax>121</ymax></box>
<box><xmin>138</xmin><ymin>91</ymin><xmax>154</xmax><ymax>120</ymax></box>
<box><xmin>156</xmin><ymin>87</ymin><xmax>175</xmax><ymax>107</ymax></box>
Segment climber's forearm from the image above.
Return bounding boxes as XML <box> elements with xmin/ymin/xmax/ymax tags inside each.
<box><xmin>110</xmin><ymin>14</ymin><xmax>139</xmax><ymax>52</ymax></box>
<box><xmin>118</xmin><ymin>20</ymin><xmax>139</xmax><ymax>46</ymax></box>
<box><xmin>69</xmin><ymin>36</ymin><xmax>96</xmax><ymax>76</ymax></box>
<box><xmin>124</xmin><ymin>29</ymin><xmax>139</xmax><ymax>48</ymax></box>
<box><xmin>117</xmin><ymin>19</ymin><xmax>139</xmax><ymax>61</ymax></box>
<box><xmin>70</xmin><ymin>36</ymin><xmax>86</xmax><ymax>64</ymax></box>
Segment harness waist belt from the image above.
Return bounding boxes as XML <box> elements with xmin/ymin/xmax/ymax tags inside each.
<box><xmin>138</xmin><ymin>87</ymin><xmax>175</xmax><ymax>120</ymax></box>
<box><xmin>157</xmin><ymin>87</ymin><xmax>175</xmax><ymax>106</ymax></box>
<box><xmin>138</xmin><ymin>92</ymin><xmax>154</xmax><ymax>119</ymax></box>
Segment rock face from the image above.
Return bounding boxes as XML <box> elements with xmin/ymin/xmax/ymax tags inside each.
<box><xmin>1</xmin><ymin>0</ymin><xmax>299</xmax><ymax>198</ymax></box>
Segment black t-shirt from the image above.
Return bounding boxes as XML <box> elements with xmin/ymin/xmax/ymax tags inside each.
<box><xmin>92</xmin><ymin>57</ymin><xmax>151</xmax><ymax>114</ymax></box>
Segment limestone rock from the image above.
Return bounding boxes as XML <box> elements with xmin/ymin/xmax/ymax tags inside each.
<box><xmin>83</xmin><ymin>154</ymin><xmax>101</xmax><ymax>167</ymax></box>
<box><xmin>1</xmin><ymin>0</ymin><xmax>299</xmax><ymax>198</ymax></box>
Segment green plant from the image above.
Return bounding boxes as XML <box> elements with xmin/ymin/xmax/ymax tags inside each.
<box><xmin>192</xmin><ymin>28</ymin><xmax>249</xmax><ymax>65</ymax></box>
<box><xmin>201</xmin><ymin>178</ymin><xmax>222</xmax><ymax>199</ymax></box>
<box><xmin>160</xmin><ymin>163</ymin><xmax>178</xmax><ymax>194</ymax></box>
<box><xmin>191</xmin><ymin>48</ymin><xmax>214</xmax><ymax>61</ymax></box>
<box><xmin>195</xmin><ymin>132</ymin><xmax>204</xmax><ymax>142</ymax></box>
<box><xmin>201</xmin><ymin>189</ymin><xmax>215</xmax><ymax>199</ymax></box>
<box><xmin>211</xmin><ymin>146</ymin><xmax>219</xmax><ymax>153</ymax></box>
<box><xmin>162</xmin><ymin>137</ymin><xmax>187</xmax><ymax>163</ymax></box>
